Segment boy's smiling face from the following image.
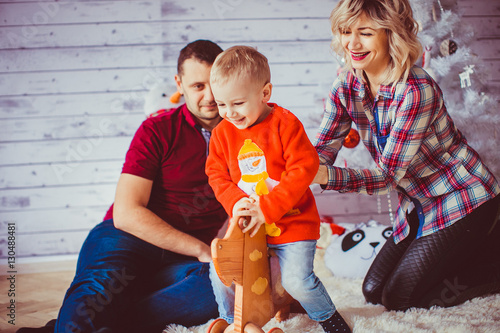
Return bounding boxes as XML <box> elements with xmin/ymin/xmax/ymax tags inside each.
<box><xmin>211</xmin><ymin>75</ymin><xmax>272</xmax><ymax>130</ymax></box>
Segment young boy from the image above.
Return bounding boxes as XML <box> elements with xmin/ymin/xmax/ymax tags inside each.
<box><xmin>205</xmin><ymin>45</ymin><xmax>351</xmax><ymax>333</ymax></box>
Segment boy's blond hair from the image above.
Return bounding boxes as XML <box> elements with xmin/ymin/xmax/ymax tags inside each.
<box><xmin>330</xmin><ymin>0</ymin><xmax>422</xmax><ymax>86</ymax></box>
<box><xmin>210</xmin><ymin>45</ymin><xmax>271</xmax><ymax>88</ymax></box>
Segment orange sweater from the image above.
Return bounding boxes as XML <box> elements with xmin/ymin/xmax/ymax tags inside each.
<box><xmin>206</xmin><ymin>104</ymin><xmax>320</xmax><ymax>244</ymax></box>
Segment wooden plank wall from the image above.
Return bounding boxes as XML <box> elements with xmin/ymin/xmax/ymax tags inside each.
<box><xmin>0</xmin><ymin>0</ymin><xmax>498</xmax><ymax>261</ymax></box>
<box><xmin>459</xmin><ymin>0</ymin><xmax>500</xmax><ymax>93</ymax></box>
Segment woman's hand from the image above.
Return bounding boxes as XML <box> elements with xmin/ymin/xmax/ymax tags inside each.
<box><xmin>313</xmin><ymin>164</ymin><xmax>329</xmax><ymax>185</ymax></box>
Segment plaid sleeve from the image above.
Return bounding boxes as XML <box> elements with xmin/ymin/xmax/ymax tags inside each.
<box><xmin>314</xmin><ymin>78</ymin><xmax>353</xmax><ymax>165</ymax></box>
<box><xmin>321</xmin><ymin>80</ymin><xmax>439</xmax><ymax>195</ymax></box>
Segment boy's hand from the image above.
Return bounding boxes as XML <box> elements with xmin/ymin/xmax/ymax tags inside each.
<box><xmin>232</xmin><ymin>197</ymin><xmax>253</xmax><ymax>228</ymax></box>
<box><xmin>241</xmin><ymin>194</ymin><xmax>266</xmax><ymax>237</ymax></box>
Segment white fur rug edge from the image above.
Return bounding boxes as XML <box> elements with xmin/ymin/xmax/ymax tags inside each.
<box><xmin>164</xmin><ymin>248</ymin><xmax>500</xmax><ymax>333</ymax></box>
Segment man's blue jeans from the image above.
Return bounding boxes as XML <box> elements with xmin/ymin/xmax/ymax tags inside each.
<box><xmin>55</xmin><ymin>220</ymin><xmax>218</xmax><ymax>333</ymax></box>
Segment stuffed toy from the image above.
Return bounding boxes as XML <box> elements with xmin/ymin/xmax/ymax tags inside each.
<box><xmin>324</xmin><ymin>220</ymin><xmax>393</xmax><ymax>279</ymax></box>
<box><xmin>143</xmin><ymin>82</ymin><xmax>183</xmax><ymax>118</ymax></box>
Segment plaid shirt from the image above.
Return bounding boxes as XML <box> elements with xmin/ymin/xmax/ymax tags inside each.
<box><xmin>314</xmin><ymin>66</ymin><xmax>499</xmax><ymax>243</ymax></box>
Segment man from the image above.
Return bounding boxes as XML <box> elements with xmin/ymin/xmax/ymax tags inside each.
<box><xmin>17</xmin><ymin>40</ymin><xmax>227</xmax><ymax>333</ymax></box>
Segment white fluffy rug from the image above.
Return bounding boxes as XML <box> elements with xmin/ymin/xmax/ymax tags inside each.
<box><xmin>164</xmin><ymin>248</ymin><xmax>500</xmax><ymax>333</ymax></box>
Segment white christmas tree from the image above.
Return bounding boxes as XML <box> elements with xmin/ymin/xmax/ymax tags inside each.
<box><xmin>322</xmin><ymin>0</ymin><xmax>500</xmax><ymax>179</ymax></box>
<box><xmin>414</xmin><ymin>0</ymin><xmax>500</xmax><ymax>179</ymax></box>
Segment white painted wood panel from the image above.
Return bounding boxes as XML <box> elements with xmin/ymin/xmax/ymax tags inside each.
<box><xmin>0</xmin><ymin>114</ymin><xmax>143</xmax><ymax>142</ymax></box>
<box><xmin>0</xmin><ymin>161</ymin><xmax>122</xmax><ymax>188</ymax></box>
<box><xmin>0</xmin><ymin>207</ymin><xmax>107</xmax><ymax>233</ymax></box>
<box><xmin>0</xmin><ymin>184</ymin><xmax>116</xmax><ymax>211</ymax></box>
<box><xmin>0</xmin><ymin>137</ymin><xmax>130</xmax><ymax>165</ymax></box>
<box><xmin>462</xmin><ymin>17</ymin><xmax>500</xmax><ymax>38</ymax></box>
<box><xmin>1</xmin><ymin>67</ymin><xmax>174</xmax><ymax>96</ymax></box>
<box><xmin>160</xmin><ymin>0</ymin><xmax>334</xmax><ymax>20</ymax></box>
<box><xmin>0</xmin><ymin>19</ymin><xmax>332</xmax><ymax>50</ymax></box>
<box><xmin>458</xmin><ymin>0</ymin><xmax>500</xmax><ymax>16</ymax></box>
<box><xmin>161</xmin><ymin>18</ymin><xmax>332</xmax><ymax>43</ymax></box>
<box><xmin>0</xmin><ymin>230</ymin><xmax>90</xmax><ymax>257</ymax></box>
<box><xmin>0</xmin><ymin>93</ymin><xmax>147</xmax><ymax>117</ymax></box>
<box><xmin>0</xmin><ymin>46</ymin><xmax>163</xmax><ymax>72</ymax></box>
<box><xmin>0</xmin><ymin>22</ymin><xmax>162</xmax><ymax>49</ymax></box>
<box><xmin>0</xmin><ymin>1</ymin><xmax>161</xmax><ymax>26</ymax></box>
<box><xmin>468</xmin><ymin>40</ymin><xmax>500</xmax><ymax>60</ymax></box>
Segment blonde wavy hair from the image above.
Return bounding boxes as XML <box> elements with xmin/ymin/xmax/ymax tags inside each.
<box><xmin>330</xmin><ymin>0</ymin><xmax>422</xmax><ymax>85</ymax></box>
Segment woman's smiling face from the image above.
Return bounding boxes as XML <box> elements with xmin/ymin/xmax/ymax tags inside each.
<box><xmin>341</xmin><ymin>12</ymin><xmax>390</xmax><ymax>80</ymax></box>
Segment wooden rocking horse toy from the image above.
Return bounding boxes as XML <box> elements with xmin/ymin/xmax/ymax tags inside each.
<box><xmin>208</xmin><ymin>216</ymin><xmax>298</xmax><ymax>333</ymax></box>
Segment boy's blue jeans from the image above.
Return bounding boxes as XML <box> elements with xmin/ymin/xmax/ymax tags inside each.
<box><xmin>209</xmin><ymin>240</ymin><xmax>335</xmax><ymax>323</ymax></box>
<box><xmin>55</xmin><ymin>220</ymin><xmax>218</xmax><ymax>333</ymax></box>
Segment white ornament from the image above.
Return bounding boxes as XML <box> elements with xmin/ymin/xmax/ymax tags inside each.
<box><xmin>459</xmin><ymin>65</ymin><xmax>475</xmax><ymax>88</ymax></box>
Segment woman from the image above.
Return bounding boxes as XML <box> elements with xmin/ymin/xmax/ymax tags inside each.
<box><xmin>314</xmin><ymin>0</ymin><xmax>500</xmax><ymax>311</ymax></box>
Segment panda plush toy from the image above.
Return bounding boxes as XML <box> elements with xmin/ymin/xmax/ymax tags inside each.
<box><xmin>324</xmin><ymin>220</ymin><xmax>393</xmax><ymax>279</ymax></box>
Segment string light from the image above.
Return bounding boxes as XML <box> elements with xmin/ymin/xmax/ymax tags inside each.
<box><xmin>436</xmin><ymin>0</ymin><xmax>454</xmax><ymax>38</ymax></box>
<box><xmin>387</xmin><ymin>192</ymin><xmax>394</xmax><ymax>224</ymax></box>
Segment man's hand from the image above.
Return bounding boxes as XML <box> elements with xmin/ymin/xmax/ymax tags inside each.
<box><xmin>196</xmin><ymin>243</ymin><xmax>213</xmax><ymax>263</ymax></box>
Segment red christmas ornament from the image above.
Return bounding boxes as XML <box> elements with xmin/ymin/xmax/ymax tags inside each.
<box><xmin>343</xmin><ymin>128</ymin><xmax>360</xmax><ymax>148</ymax></box>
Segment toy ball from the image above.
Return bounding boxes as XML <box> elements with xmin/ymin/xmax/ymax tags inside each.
<box><xmin>325</xmin><ymin>220</ymin><xmax>392</xmax><ymax>279</ymax></box>
<box><xmin>144</xmin><ymin>82</ymin><xmax>183</xmax><ymax>118</ymax></box>
<box><xmin>343</xmin><ymin>128</ymin><xmax>360</xmax><ymax>148</ymax></box>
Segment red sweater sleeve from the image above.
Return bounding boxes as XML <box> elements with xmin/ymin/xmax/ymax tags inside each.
<box><xmin>258</xmin><ymin>112</ymin><xmax>319</xmax><ymax>224</ymax></box>
<box><xmin>206</xmin><ymin>126</ymin><xmax>248</xmax><ymax>217</ymax></box>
